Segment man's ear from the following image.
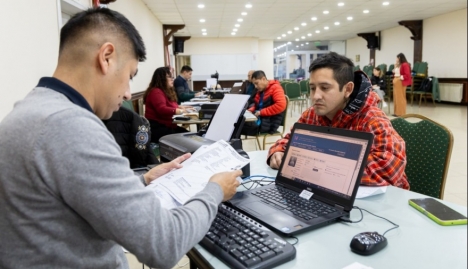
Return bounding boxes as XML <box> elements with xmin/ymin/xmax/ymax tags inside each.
<box><xmin>344</xmin><ymin>82</ymin><xmax>354</xmax><ymax>98</ymax></box>
<box><xmin>97</xmin><ymin>42</ymin><xmax>115</xmax><ymax>75</ymax></box>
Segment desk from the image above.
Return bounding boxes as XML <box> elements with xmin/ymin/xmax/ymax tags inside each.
<box><xmin>189</xmin><ymin>151</ymin><xmax>468</xmax><ymax>269</ymax></box>
<box><xmin>173</xmin><ymin>110</ymin><xmax>257</xmax><ymax>130</ymax></box>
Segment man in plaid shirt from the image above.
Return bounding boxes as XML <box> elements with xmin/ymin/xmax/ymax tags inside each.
<box><xmin>268</xmin><ymin>52</ymin><xmax>409</xmax><ymax>189</ymax></box>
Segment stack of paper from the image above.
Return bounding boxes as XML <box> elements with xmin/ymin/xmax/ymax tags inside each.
<box><xmin>147</xmin><ymin>140</ymin><xmax>250</xmax><ymax>209</ymax></box>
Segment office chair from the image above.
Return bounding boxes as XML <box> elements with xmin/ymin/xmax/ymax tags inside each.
<box><xmin>255</xmin><ymin>96</ymin><xmax>289</xmax><ymax>150</ymax></box>
<box><xmin>285</xmin><ymin>83</ymin><xmax>306</xmax><ymax>117</ymax></box>
<box><xmin>390</xmin><ymin>114</ymin><xmax>453</xmax><ymax>199</ymax></box>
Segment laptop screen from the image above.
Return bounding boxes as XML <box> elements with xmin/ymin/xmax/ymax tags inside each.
<box><xmin>279</xmin><ymin>128</ymin><xmax>369</xmax><ymax>199</ymax></box>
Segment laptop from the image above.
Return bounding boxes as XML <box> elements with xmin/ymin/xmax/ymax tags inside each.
<box><xmin>227</xmin><ymin>123</ymin><xmax>374</xmax><ymax>235</ymax></box>
<box><xmin>229</xmin><ymin>82</ymin><xmax>244</xmax><ymax>94</ymax></box>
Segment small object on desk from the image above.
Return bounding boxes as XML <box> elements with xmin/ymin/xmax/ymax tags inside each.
<box><xmin>350</xmin><ymin>232</ymin><xmax>387</xmax><ymax>256</ymax></box>
<box><xmin>342</xmin><ymin>262</ymin><xmax>374</xmax><ymax>269</ymax></box>
<box><xmin>355</xmin><ymin>186</ymin><xmax>387</xmax><ymax>199</ymax></box>
<box><xmin>173</xmin><ymin>116</ymin><xmax>191</xmax><ymax>121</ymax></box>
<box><xmin>408</xmin><ymin>198</ymin><xmax>467</xmax><ymax>226</ymax></box>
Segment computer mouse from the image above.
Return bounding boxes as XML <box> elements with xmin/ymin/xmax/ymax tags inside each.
<box><xmin>350</xmin><ymin>232</ymin><xmax>387</xmax><ymax>255</ymax></box>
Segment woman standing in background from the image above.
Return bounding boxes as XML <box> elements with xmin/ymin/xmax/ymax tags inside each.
<box><xmin>144</xmin><ymin>67</ymin><xmax>190</xmax><ymax>143</ymax></box>
<box><xmin>392</xmin><ymin>53</ymin><xmax>412</xmax><ymax>116</ymax></box>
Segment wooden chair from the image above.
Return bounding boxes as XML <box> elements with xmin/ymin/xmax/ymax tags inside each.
<box><xmin>390</xmin><ymin>114</ymin><xmax>453</xmax><ymax>199</ymax></box>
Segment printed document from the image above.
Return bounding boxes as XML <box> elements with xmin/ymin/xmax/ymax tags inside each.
<box><xmin>147</xmin><ymin>140</ymin><xmax>249</xmax><ymax>208</ymax></box>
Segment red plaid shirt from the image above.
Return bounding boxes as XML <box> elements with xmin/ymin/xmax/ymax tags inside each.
<box><xmin>268</xmin><ymin>91</ymin><xmax>409</xmax><ymax>190</ymax></box>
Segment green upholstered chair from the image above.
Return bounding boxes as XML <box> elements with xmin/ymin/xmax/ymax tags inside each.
<box><xmin>299</xmin><ymin>79</ymin><xmax>310</xmax><ymax>104</ymax></box>
<box><xmin>122</xmin><ymin>100</ymin><xmax>135</xmax><ymax>111</ymax></box>
<box><xmin>388</xmin><ymin>64</ymin><xmax>394</xmax><ymax>73</ymax></box>
<box><xmin>280</xmin><ymin>81</ymin><xmax>289</xmax><ymax>93</ymax></box>
<box><xmin>377</xmin><ymin>63</ymin><xmax>387</xmax><ymax>75</ymax></box>
<box><xmin>390</xmin><ymin>114</ymin><xmax>453</xmax><ymax>199</ymax></box>
<box><xmin>285</xmin><ymin>82</ymin><xmax>306</xmax><ymax>116</ymax></box>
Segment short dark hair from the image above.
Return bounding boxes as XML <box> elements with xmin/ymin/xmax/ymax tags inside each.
<box><xmin>251</xmin><ymin>70</ymin><xmax>267</xmax><ymax>80</ymax></box>
<box><xmin>60</xmin><ymin>7</ymin><xmax>146</xmax><ymax>61</ymax></box>
<box><xmin>308</xmin><ymin>52</ymin><xmax>354</xmax><ymax>91</ymax></box>
<box><xmin>180</xmin><ymin>65</ymin><xmax>193</xmax><ymax>73</ymax></box>
<box><xmin>397</xmin><ymin>53</ymin><xmax>408</xmax><ymax>64</ymax></box>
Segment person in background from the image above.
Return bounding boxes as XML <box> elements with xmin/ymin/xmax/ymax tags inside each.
<box><xmin>144</xmin><ymin>66</ymin><xmax>192</xmax><ymax>143</ymax></box>
<box><xmin>241</xmin><ymin>71</ymin><xmax>286</xmax><ymax>136</ymax></box>
<box><xmin>392</xmin><ymin>53</ymin><xmax>412</xmax><ymax>116</ymax></box>
<box><xmin>103</xmin><ymin>105</ymin><xmax>159</xmax><ymax>168</ymax></box>
<box><xmin>174</xmin><ymin>65</ymin><xmax>201</xmax><ymax>103</ymax></box>
<box><xmin>268</xmin><ymin>52</ymin><xmax>409</xmax><ymax>190</ymax></box>
<box><xmin>0</xmin><ymin>8</ymin><xmax>241</xmax><ymax>269</ymax></box>
<box><xmin>243</xmin><ymin>69</ymin><xmax>258</xmax><ymax>107</ymax></box>
<box><xmin>370</xmin><ymin>67</ymin><xmax>388</xmax><ymax>108</ymax></box>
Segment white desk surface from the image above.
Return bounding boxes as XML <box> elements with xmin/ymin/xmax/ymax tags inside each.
<box><xmin>194</xmin><ymin>151</ymin><xmax>468</xmax><ymax>269</ymax></box>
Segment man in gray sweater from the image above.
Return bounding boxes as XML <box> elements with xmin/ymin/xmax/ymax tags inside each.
<box><xmin>0</xmin><ymin>8</ymin><xmax>241</xmax><ymax>269</ymax></box>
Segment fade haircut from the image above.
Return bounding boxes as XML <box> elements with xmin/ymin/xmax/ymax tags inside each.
<box><xmin>180</xmin><ymin>65</ymin><xmax>193</xmax><ymax>73</ymax></box>
<box><xmin>251</xmin><ymin>70</ymin><xmax>267</xmax><ymax>80</ymax></box>
<box><xmin>59</xmin><ymin>7</ymin><xmax>146</xmax><ymax>62</ymax></box>
<box><xmin>308</xmin><ymin>52</ymin><xmax>354</xmax><ymax>91</ymax></box>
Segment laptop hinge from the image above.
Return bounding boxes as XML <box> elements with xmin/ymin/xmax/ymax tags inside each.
<box><xmin>334</xmin><ymin>204</ymin><xmax>345</xmax><ymax>211</ymax></box>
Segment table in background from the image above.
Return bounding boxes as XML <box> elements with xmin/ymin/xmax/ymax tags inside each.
<box><xmin>173</xmin><ymin>110</ymin><xmax>256</xmax><ymax>131</ymax></box>
<box><xmin>189</xmin><ymin>151</ymin><xmax>467</xmax><ymax>269</ymax></box>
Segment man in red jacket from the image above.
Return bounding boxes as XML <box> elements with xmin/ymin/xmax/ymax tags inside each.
<box><xmin>241</xmin><ymin>71</ymin><xmax>286</xmax><ymax>136</ymax></box>
<box><xmin>268</xmin><ymin>52</ymin><xmax>409</xmax><ymax>190</ymax></box>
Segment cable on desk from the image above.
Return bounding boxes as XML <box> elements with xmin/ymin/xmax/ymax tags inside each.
<box><xmin>340</xmin><ymin>206</ymin><xmax>400</xmax><ymax>236</ymax></box>
<box><xmin>285</xmin><ymin>235</ymin><xmax>299</xmax><ymax>246</ymax></box>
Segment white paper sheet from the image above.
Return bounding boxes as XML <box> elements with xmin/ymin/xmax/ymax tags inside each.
<box><xmin>147</xmin><ymin>140</ymin><xmax>249</xmax><ymax>205</ymax></box>
<box><xmin>355</xmin><ymin>186</ymin><xmax>387</xmax><ymax>199</ymax></box>
<box><xmin>233</xmin><ymin>82</ymin><xmax>243</xmax><ymax>87</ymax></box>
<box><xmin>342</xmin><ymin>262</ymin><xmax>373</xmax><ymax>269</ymax></box>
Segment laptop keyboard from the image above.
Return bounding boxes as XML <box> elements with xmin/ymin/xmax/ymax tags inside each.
<box><xmin>200</xmin><ymin>204</ymin><xmax>296</xmax><ymax>269</ymax></box>
<box><xmin>251</xmin><ymin>186</ymin><xmax>338</xmax><ymax>221</ymax></box>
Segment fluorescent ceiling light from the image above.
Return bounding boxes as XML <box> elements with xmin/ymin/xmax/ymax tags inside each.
<box><xmin>199</xmin><ymin>19</ymin><xmax>205</xmax><ymax>22</ymax></box>
<box><xmin>235</xmin><ymin>24</ymin><xmax>240</xmax><ymax>27</ymax></box>
<box><xmin>201</xmin><ymin>29</ymin><xmax>206</xmax><ymax>32</ymax></box>
<box><xmin>335</xmin><ymin>22</ymin><xmax>340</xmax><ymax>25</ymax></box>
<box><xmin>287</xmin><ymin>31</ymin><xmax>292</xmax><ymax>34</ymax></box>
<box><xmin>316</xmin><ymin>30</ymin><xmax>320</xmax><ymax>33</ymax></box>
<box><xmin>338</xmin><ymin>2</ymin><xmax>344</xmax><ymax>6</ymax></box>
<box><xmin>241</xmin><ymin>12</ymin><xmax>247</xmax><ymax>15</ymax></box>
<box><xmin>282</xmin><ymin>34</ymin><xmax>286</xmax><ymax>37</ymax></box>
<box><xmin>202</xmin><ymin>32</ymin><xmax>207</xmax><ymax>35</ymax></box>
<box><xmin>198</xmin><ymin>4</ymin><xmax>204</xmax><ymax>8</ymax></box>
<box><xmin>287</xmin><ymin>42</ymin><xmax>291</xmax><ymax>44</ymax></box>
<box><xmin>383</xmin><ymin>2</ymin><xmax>390</xmax><ymax>5</ymax></box>
<box><xmin>277</xmin><ymin>37</ymin><xmax>281</xmax><ymax>39</ymax></box>
<box><xmin>324</xmin><ymin>26</ymin><xmax>329</xmax><ymax>30</ymax></box>
<box><xmin>307</xmin><ymin>33</ymin><xmax>312</xmax><ymax>36</ymax></box>
<box><xmin>237</xmin><ymin>18</ymin><xmax>243</xmax><ymax>22</ymax></box>
<box><xmin>323</xmin><ymin>10</ymin><xmax>329</xmax><ymax>14</ymax></box>
<box><xmin>231</xmin><ymin>32</ymin><xmax>236</xmax><ymax>35</ymax></box>
<box><xmin>311</xmin><ymin>17</ymin><xmax>317</xmax><ymax>21</ymax></box>
<box><xmin>245</xmin><ymin>3</ymin><xmax>252</xmax><ymax>8</ymax></box>
<box><xmin>294</xmin><ymin>27</ymin><xmax>299</xmax><ymax>31</ymax></box>
<box><xmin>301</xmin><ymin>36</ymin><xmax>305</xmax><ymax>39</ymax></box>
<box><xmin>363</xmin><ymin>10</ymin><xmax>369</xmax><ymax>13</ymax></box>
<box><xmin>233</xmin><ymin>29</ymin><xmax>238</xmax><ymax>32</ymax></box>
<box><xmin>295</xmin><ymin>38</ymin><xmax>299</xmax><ymax>41</ymax></box>
<box><xmin>347</xmin><ymin>16</ymin><xmax>353</xmax><ymax>20</ymax></box>
<box><xmin>301</xmin><ymin>22</ymin><xmax>307</xmax><ymax>26</ymax></box>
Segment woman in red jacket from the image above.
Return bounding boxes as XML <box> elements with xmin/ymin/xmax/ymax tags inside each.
<box><xmin>144</xmin><ymin>67</ymin><xmax>189</xmax><ymax>143</ymax></box>
<box><xmin>392</xmin><ymin>53</ymin><xmax>412</xmax><ymax>116</ymax></box>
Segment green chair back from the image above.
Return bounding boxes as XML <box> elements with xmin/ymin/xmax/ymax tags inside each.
<box><xmin>416</xmin><ymin>62</ymin><xmax>428</xmax><ymax>77</ymax></box>
<box><xmin>388</xmin><ymin>64</ymin><xmax>394</xmax><ymax>72</ymax></box>
<box><xmin>299</xmin><ymin>79</ymin><xmax>309</xmax><ymax>95</ymax></box>
<box><xmin>390</xmin><ymin>114</ymin><xmax>453</xmax><ymax>199</ymax></box>
<box><xmin>377</xmin><ymin>64</ymin><xmax>387</xmax><ymax>75</ymax></box>
<box><xmin>412</xmin><ymin>62</ymin><xmax>421</xmax><ymax>73</ymax></box>
<box><xmin>280</xmin><ymin>81</ymin><xmax>289</xmax><ymax>92</ymax></box>
<box><xmin>122</xmin><ymin>100</ymin><xmax>134</xmax><ymax>111</ymax></box>
<box><xmin>285</xmin><ymin>83</ymin><xmax>301</xmax><ymax>99</ymax></box>
<box><xmin>353</xmin><ymin>65</ymin><xmax>361</xmax><ymax>71</ymax></box>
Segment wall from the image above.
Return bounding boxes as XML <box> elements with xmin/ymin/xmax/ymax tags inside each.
<box><xmin>181</xmin><ymin>37</ymin><xmax>273</xmax><ymax>80</ymax></box>
<box><xmin>375</xmin><ymin>26</ymin><xmax>414</xmax><ymax>67</ymax></box>
<box><xmin>258</xmin><ymin>40</ymin><xmax>274</xmax><ymax>79</ymax></box>
<box><xmin>346</xmin><ymin>37</ymin><xmax>369</xmax><ymax>68</ymax></box>
<box><xmin>329</xmin><ymin>41</ymin><xmax>346</xmax><ymax>55</ymax></box>
<box><xmin>109</xmin><ymin>0</ymin><xmax>164</xmax><ymax>93</ymax></box>
<box><xmin>0</xmin><ymin>0</ymin><xmax>60</xmax><ymax>120</ymax></box>
<box><xmin>423</xmin><ymin>8</ymin><xmax>467</xmax><ymax>78</ymax></box>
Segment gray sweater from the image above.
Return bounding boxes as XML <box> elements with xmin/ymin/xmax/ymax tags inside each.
<box><xmin>0</xmin><ymin>87</ymin><xmax>223</xmax><ymax>268</ymax></box>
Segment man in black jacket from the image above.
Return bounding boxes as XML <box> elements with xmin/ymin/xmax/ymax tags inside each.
<box><xmin>103</xmin><ymin>107</ymin><xmax>159</xmax><ymax>168</ymax></box>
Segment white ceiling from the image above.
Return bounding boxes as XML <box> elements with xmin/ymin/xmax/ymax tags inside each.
<box><xmin>140</xmin><ymin>0</ymin><xmax>466</xmax><ymax>42</ymax></box>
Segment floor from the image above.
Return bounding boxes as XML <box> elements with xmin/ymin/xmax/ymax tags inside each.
<box><xmin>126</xmin><ymin>100</ymin><xmax>467</xmax><ymax>269</ymax></box>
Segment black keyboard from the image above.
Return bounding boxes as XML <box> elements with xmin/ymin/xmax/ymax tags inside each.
<box><xmin>251</xmin><ymin>186</ymin><xmax>337</xmax><ymax>221</ymax></box>
<box><xmin>200</xmin><ymin>204</ymin><xmax>296</xmax><ymax>269</ymax></box>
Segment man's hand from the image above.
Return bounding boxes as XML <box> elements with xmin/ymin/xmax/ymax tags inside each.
<box><xmin>254</xmin><ymin>110</ymin><xmax>261</xmax><ymax>117</ymax></box>
<box><xmin>195</xmin><ymin>92</ymin><xmax>203</xmax><ymax>97</ymax></box>
<box><xmin>143</xmin><ymin>153</ymin><xmax>191</xmax><ymax>185</ymax></box>
<box><xmin>269</xmin><ymin>152</ymin><xmax>284</xmax><ymax>170</ymax></box>
<box><xmin>209</xmin><ymin>170</ymin><xmax>242</xmax><ymax>201</ymax></box>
